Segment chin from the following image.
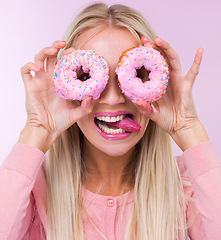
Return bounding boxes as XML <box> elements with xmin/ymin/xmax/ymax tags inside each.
<box><xmin>100</xmin><ymin>144</ymin><xmax>135</xmax><ymax>157</ymax></box>
<box><xmin>83</xmin><ymin>132</ymin><xmax>139</xmax><ymax>158</ymax></box>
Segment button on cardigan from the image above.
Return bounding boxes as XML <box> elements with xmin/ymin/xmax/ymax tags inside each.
<box><xmin>0</xmin><ymin>141</ymin><xmax>221</xmax><ymax>239</ymax></box>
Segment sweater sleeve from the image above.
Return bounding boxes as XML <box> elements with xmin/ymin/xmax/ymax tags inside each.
<box><xmin>0</xmin><ymin>144</ymin><xmax>45</xmax><ymax>240</ymax></box>
<box><xmin>182</xmin><ymin>141</ymin><xmax>221</xmax><ymax>240</ymax></box>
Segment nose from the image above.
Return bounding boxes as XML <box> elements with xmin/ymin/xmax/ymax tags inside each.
<box><xmin>98</xmin><ymin>74</ymin><xmax>125</xmax><ymax>105</ymax></box>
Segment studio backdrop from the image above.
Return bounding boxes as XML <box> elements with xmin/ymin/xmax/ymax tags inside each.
<box><xmin>0</xmin><ymin>0</ymin><xmax>220</xmax><ymax>161</ymax></box>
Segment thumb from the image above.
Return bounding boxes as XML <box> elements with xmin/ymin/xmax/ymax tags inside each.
<box><xmin>136</xmin><ymin>99</ymin><xmax>159</xmax><ymax>121</ymax></box>
<box><xmin>69</xmin><ymin>97</ymin><xmax>93</xmax><ymax>123</ymax></box>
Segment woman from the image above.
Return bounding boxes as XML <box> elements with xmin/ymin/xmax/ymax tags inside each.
<box><xmin>0</xmin><ymin>3</ymin><xmax>220</xmax><ymax>240</ymax></box>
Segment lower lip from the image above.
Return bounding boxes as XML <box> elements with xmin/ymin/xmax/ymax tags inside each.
<box><xmin>95</xmin><ymin>123</ymin><xmax>132</xmax><ymax>140</ymax></box>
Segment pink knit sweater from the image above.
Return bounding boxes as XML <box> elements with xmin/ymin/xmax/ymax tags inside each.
<box><xmin>0</xmin><ymin>141</ymin><xmax>221</xmax><ymax>239</ymax></box>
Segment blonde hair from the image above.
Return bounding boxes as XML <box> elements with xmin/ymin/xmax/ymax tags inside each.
<box><xmin>45</xmin><ymin>3</ymin><xmax>192</xmax><ymax>240</ymax></box>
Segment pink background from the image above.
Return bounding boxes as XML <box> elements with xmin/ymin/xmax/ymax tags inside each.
<box><xmin>0</xmin><ymin>0</ymin><xmax>221</xmax><ymax>162</ymax></box>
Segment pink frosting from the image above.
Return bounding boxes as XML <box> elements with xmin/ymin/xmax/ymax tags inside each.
<box><xmin>53</xmin><ymin>50</ymin><xmax>109</xmax><ymax>100</ymax></box>
<box><xmin>115</xmin><ymin>46</ymin><xmax>169</xmax><ymax>103</ymax></box>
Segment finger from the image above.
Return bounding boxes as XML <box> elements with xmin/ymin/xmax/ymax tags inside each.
<box><xmin>136</xmin><ymin>99</ymin><xmax>158</xmax><ymax>119</ymax></box>
<box><xmin>47</xmin><ymin>46</ymin><xmax>75</xmax><ymax>73</ymax></box>
<box><xmin>141</xmin><ymin>36</ymin><xmax>170</xmax><ymax>72</ymax></box>
<box><xmin>141</xmin><ymin>36</ymin><xmax>154</xmax><ymax>47</ymax></box>
<box><xmin>34</xmin><ymin>47</ymin><xmax>58</xmax><ymax>69</ymax></box>
<box><xmin>20</xmin><ymin>62</ymin><xmax>42</xmax><ymax>82</ymax></box>
<box><xmin>154</xmin><ymin>37</ymin><xmax>181</xmax><ymax>74</ymax></box>
<box><xmin>62</xmin><ymin>47</ymin><xmax>75</xmax><ymax>56</ymax></box>
<box><xmin>46</xmin><ymin>40</ymin><xmax>67</xmax><ymax>70</ymax></box>
<box><xmin>69</xmin><ymin>97</ymin><xmax>93</xmax><ymax>123</ymax></box>
<box><xmin>51</xmin><ymin>40</ymin><xmax>66</xmax><ymax>48</ymax></box>
<box><xmin>141</xmin><ymin>36</ymin><xmax>161</xmax><ymax>52</ymax></box>
<box><xmin>185</xmin><ymin>48</ymin><xmax>204</xmax><ymax>86</ymax></box>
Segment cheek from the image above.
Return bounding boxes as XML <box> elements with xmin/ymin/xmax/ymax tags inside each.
<box><xmin>136</xmin><ymin>118</ymin><xmax>150</xmax><ymax>145</ymax></box>
<box><xmin>76</xmin><ymin>116</ymin><xmax>94</xmax><ymax>137</ymax></box>
<box><xmin>139</xmin><ymin>114</ymin><xmax>150</xmax><ymax>132</ymax></box>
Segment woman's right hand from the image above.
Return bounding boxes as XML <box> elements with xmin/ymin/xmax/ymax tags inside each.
<box><xmin>18</xmin><ymin>40</ymin><xmax>93</xmax><ymax>153</ymax></box>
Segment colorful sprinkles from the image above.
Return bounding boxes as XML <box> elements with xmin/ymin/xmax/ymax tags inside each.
<box><xmin>53</xmin><ymin>50</ymin><xmax>109</xmax><ymax>100</ymax></box>
<box><xmin>115</xmin><ymin>46</ymin><xmax>169</xmax><ymax>103</ymax></box>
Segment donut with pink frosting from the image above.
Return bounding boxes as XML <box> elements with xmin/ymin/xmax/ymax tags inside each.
<box><xmin>53</xmin><ymin>50</ymin><xmax>109</xmax><ymax>100</ymax></box>
<box><xmin>115</xmin><ymin>46</ymin><xmax>169</xmax><ymax>103</ymax></box>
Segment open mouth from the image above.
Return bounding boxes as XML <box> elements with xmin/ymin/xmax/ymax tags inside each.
<box><xmin>94</xmin><ymin>114</ymin><xmax>134</xmax><ymax>135</ymax></box>
<box><xmin>93</xmin><ymin>111</ymin><xmax>141</xmax><ymax>141</ymax></box>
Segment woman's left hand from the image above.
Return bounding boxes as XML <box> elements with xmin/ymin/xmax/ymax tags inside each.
<box><xmin>136</xmin><ymin>36</ymin><xmax>209</xmax><ymax>151</ymax></box>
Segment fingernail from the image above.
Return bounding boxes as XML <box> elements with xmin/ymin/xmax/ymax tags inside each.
<box><xmin>155</xmin><ymin>36</ymin><xmax>161</xmax><ymax>42</ymax></box>
<box><xmin>34</xmin><ymin>65</ymin><xmax>41</xmax><ymax>71</ymax></box>
<box><xmin>136</xmin><ymin>100</ymin><xmax>145</xmax><ymax>108</ymax></box>
<box><xmin>150</xmin><ymin>103</ymin><xmax>157</xmax><ymax>113</ymax></box>
<box><xmin>86</xmin><ymin>97</ymin><xmax>92</xmax><ymax>106</ymax></box>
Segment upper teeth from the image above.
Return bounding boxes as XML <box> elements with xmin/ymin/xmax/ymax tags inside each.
<box><xmin>96</xmin><ymin>115</ymin><xmax>125</xmax><ymax>122</ymax></box>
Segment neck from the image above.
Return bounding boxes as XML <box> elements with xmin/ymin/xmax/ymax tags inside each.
<box><xmin>82</xmin><ymin>138</ymin><xmax>135</xmax><ymax>196</ymax></box>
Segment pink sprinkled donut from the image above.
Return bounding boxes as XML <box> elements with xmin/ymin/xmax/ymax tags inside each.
<box><xmin>53</xmin><ymin>50</ymin><xmax>109</xmax><ymax>100</ymax></box>
<box><xmin>115</xmin><ymin>46</ymin><xmax>169</xmax><ymax>103</ymax></box>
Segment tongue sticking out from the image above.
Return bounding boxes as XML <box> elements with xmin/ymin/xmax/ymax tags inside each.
<box><xmin>106</xmin><ymin>116</ymin><xmax>141</xmax><ymax>132</ymax></box>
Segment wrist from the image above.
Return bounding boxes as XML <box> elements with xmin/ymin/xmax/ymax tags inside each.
<box><xmin>170</xmin><ymin>121</ymin><xmax>209</xmax><ymax>152</ymax></box>
<box><xmin>18</xmin><ymin>125</ymin><xmax>57</xmax><ymax>153</ymax></box>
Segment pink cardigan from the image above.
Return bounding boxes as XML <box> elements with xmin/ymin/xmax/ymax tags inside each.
<box><xmin>0</xmin><ymin>141</ymin><xmax>221</xmax><ymax>240</ymax></box>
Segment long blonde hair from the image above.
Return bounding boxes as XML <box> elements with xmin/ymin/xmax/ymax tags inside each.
<box><xmin>46</xmin><ymin>3</ymin><xmax>191</xmax><ymax>239</ymax></box>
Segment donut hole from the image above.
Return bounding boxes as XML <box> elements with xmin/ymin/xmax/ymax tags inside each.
<box><xmin>76</xmin><ymin>66</ymin><xmax>90</xmax><ymax>82</ymax></box>
<box><xmin>136</xmin><ymin>66</ymin><xmax>150</xmax><ymax>83</ymax></box>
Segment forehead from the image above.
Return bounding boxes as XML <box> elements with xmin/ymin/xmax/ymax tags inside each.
<box><xmin>73</xmin><ymin>27</ymin><xmax>140</xmax><ymax>63</ymax></box>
